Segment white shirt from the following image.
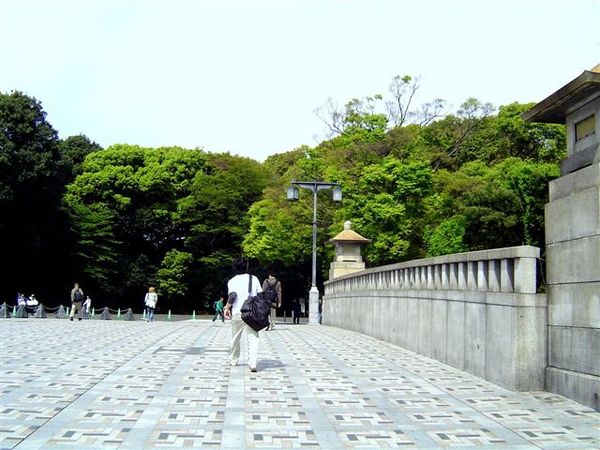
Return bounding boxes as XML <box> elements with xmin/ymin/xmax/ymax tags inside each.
<box><xmin>227</xmin><ymin>274</ymin><xmax>261</xmax><ymax>316</ymax></box>
<box><xmin>145</xmin><ymin>292</ymin><xmax>158</xmax><ymax>308</ymax></box>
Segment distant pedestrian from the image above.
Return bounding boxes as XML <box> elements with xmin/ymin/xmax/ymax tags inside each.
<box><xmin>212</xmin><ymin>297</ymin><xmax>225</xmax><ymax>323</ymax></box>
<box><xmin>70</xmin><ymin>283</ymin><xmax>84</xmax><ymax>321</ymax></box>
<box><xmin>26</xmin><ymin>294</ymin><xmax>38</xmax><ymax>307</ymax></box>
<box><xmin>83</xmin><ymin>296</ymin><xmax>92</xmax><ymax>318</ymax></box>
<box><xmin>223</xmin><ymin>258</ymin><xmax>262</xmax><ymax>372</ymax></box>
<box><xmin>319</xmin><ymin>297</ymin><xmax>323</xmax><ymax>324</ymax></box>
<box><xmin>262</xmin><ymin>274</ymin><xmax>282</xmax><ymax>330</ymax></box>
<box><xmin>292</xmin><ymin>298</ymin><xmax>301</xmax><ymax>324</ymax></box>
<box><xmin>144</xmin><ymin>287</ymin><xmax>158</xmax><ymax>322</ymax></box>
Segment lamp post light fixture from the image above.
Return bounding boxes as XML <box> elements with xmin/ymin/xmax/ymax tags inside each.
<box><xmin>287</xmin><ymin>180</ymin><xmax>342</xmax><ymax>324</ymax></box>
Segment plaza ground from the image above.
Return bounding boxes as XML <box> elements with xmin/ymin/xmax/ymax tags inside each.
<box><xmin>0</xmin><ymin>318</ymin><xmax>598</xmax><ymax>449</ymax></box>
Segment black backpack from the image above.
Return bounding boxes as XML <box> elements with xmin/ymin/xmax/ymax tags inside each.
<box><xmin>74</xmin><ymin>290</ymin><xmax>83</xmax><ymax>302</ymax></box>
<box><xmin>241</xmin><ymin>275</ymin><xmax>271</xmax><ymax>331</ymax></box>
<box><xmin>263</xmin><ymin>281</ymin><xmax>278</xmax><ymax>305</ymax></box>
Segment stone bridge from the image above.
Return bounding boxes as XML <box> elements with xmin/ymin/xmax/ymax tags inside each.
<box><xmin>323</xmin><ymin>246</ymin><xmax>546</xmax><ymax>393</ymax></box>
<box><xmin>324</xmin><ymin>66</ymin><xmax>600</xmax><ymax>412</ymax></box>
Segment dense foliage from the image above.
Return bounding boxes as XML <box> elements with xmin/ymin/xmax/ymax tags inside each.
<box><xmin>0</xmin><ymin>92</ymin><xmax>100</xmax><ymax>306</ymax></box>
<box><xmin>63</xmin><ymin>145</ymin><xmax>266</xmax><ymax>311</ymax></box>
<box><xmin>1</xmin><ymin>83</ymin><xmax>565</xmax><ymax>312</ymax></box>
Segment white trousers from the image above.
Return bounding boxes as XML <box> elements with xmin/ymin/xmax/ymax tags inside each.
<box><xmin>70</xmin><ymin>301</ymin><xmax>83</xmax><ymax>319</ymax></box>
<box><xmin>230</xmin><ymin>313</ymin><xmax>260</xmax><ymax>368</ymax></box>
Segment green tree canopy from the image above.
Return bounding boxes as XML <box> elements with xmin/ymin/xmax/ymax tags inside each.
<box><xmin>64</xmin><ymin>146</ymin><xmax>267</xmax><ymax>310</ymax></box>
<box><xmin>64</xmin><ymin>144</ymin><xmax>209</xmax><ymax>306</ymax></box>
<box><xmin>0</xmin><ymin>91</ymin><xmax>75</xmax><ymax>302</ymax></box>
<box><xmin>2</xmin><ymin>84</ymin><xmax>566</xmax><ymax>310</ymax></box>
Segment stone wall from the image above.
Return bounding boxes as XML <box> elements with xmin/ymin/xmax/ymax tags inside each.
<box><xmin>545</xmin><ymin>162</ymin><xmax>600</xmax><ymax>410</ymax></box>
<box><xmin>323</xmin><ymin>246</ymin><xmax>547</xmax><ymax>391</ymax></box>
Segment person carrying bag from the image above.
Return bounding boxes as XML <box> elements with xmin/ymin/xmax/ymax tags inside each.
<box><xmin>223</xmin><ymin>258</ymin><xmax>264</xmax><ymax>372</ymax></box>
<box><xmin>241</xmin><ymin>274</ymin><xmax>271</xmax><ymax>332</ymax></box>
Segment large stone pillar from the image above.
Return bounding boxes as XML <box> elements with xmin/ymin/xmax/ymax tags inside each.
<box><xmin>524</xmin><ymin>65</ymin><xmax>600</xmax><ymax>410</ymax></box>
<box><xmin>545</xmin><ymin>163</ymin><xmax>599</xmax><ymax>410</ymax></box>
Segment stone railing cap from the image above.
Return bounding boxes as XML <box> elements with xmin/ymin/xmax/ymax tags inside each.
<box><xmin>324</xmin><ymin>245</ymin><xmax>540</xmax><ymax>285</ymax></box>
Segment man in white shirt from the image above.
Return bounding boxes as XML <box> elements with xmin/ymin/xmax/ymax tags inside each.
<box><xmin>83</xmin><ymin>296</ymin><xmax>92</xmax><ymax>318</ymax></box>
<box><xmin>223</xmin><ymin>258</ymin><xmax>262</xmax><ymax>372</ymax></box>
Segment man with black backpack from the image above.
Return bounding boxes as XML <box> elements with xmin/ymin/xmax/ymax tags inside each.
<box><xmin>69</xmin><ymin>282</ymin><xmax>84</xmax><ymax>321</ymax></box>
<box><xmin>262</xmin><ymin>274</ymin><xmax>281</xmax><ymax>331</ymax></box>
<box><xmin>223</xmin><ymin>258</ymin><xmax>263</xmax><ymax>372</ymax></box>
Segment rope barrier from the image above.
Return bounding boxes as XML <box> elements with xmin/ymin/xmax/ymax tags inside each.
<box><xmin>43</xmin><ymin>305</ymin><xmax>61</xmax><ymax>312</ymax></box>
<box><xmin>0</xmin><ymin>303</ymin><xmax>206</xmax><ymax>321</ymax></box>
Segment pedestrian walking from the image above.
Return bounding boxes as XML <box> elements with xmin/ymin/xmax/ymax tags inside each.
<box><xmin>70</xmin><ymin>283</ymin><xmax>84</xmax><ymax>321</ymax></box>
<box><xmin>262</xmin><ymin>274</ymin><xmax>282</xmax><ymax>330</ymax></box>
<box><xmin>144</xmin><ymin>287</ymin><xmax>158</xmax><ymax>322</ymax></box>
<box><xmin>83</xmin><ymin>296</ymin><xmax>92</xmax><ymax>318</ymax></box>
<box><xmin>223</xmin><ymin>258</ymin><xmax>262</xmax><ymax>372</ymax></box>
<box><xmin>292</xmin><ymin>298</ymin><xmax>301</xmax><ymax>324</ymax></box>
<box><xmin>319</xmin><ymin>297</ymin><xmax>323</xmax><ymax>324</ymax></box>
<box><xmin>212</xmin><ymin>297</ymin><xmax>225</xmax><ymax>323</ymax></box>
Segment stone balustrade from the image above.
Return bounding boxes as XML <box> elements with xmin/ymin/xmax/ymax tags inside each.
<box><xmin>323</xmin><ymin>245</ymin><xmax>547</xmax><ymax>391</ymax></box>
<box><xmin>325</xmin><ymin>245</ymin><xmax>540</xmax><ymax>295</ymax></box>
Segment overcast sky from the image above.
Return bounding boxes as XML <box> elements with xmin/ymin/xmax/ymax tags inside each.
<box><xmin>1</xmin><ymin>0</ymin><xmax>599</xmax><ymax>161</ymax></box>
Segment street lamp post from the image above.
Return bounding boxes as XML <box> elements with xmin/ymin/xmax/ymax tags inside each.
<box><xmin>287</xmin><ymin>180</ymin><xmax>342</xmax><ymax>324</ymax></box>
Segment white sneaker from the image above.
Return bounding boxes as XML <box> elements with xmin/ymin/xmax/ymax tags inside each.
<box><xmin>230</xmin><ymin>359</ymin><xmax>238</xmax><ymax>367</ymax></box>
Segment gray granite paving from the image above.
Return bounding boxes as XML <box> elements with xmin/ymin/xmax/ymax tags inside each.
<box><xmin>0</xmin><ymin>318</ymin><xmax>598</xmax><ymax>449</ymax></box>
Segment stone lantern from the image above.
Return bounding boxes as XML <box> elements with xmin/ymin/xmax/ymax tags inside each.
<box><xmin>328</xmin><ymin>221</ymin><xmax>371</xmax><ymax>280</ymax></box>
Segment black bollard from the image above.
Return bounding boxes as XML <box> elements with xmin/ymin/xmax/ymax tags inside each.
<box><xmin>100</xmin><ymin>306</ymin><xmax>111</xmax><ymax>320</ymax></box>
<box><xmin>0</xmin><ymin>302</ymin><xmax>9</xmax><ymax>318</ymax></box>
<box><xmin>56</xmin><ymin>305</ymin><xmax>66</xmax><ymax>318</ymax></box>
<box><xmin>34</xmin><ymin>304</ymin><xmax>47</xmax><ymax>318</ymax></box>
<box><xmin>125</xmin><ymin>308</ymin><xmax>135</xmax><ymax>321</ymax></box>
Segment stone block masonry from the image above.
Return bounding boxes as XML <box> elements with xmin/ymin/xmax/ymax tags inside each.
<box><xmin>323</xmin><ymin>246</ymin><xmax>548</xmax><ymax>392</ymax></box>
<box><xmin>545</xmin><ymin>162</ymin><xmax>600</xmax><ymax>411</ymax></box>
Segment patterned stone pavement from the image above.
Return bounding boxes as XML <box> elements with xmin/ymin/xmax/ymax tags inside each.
<box><xmin>0</xmin><ymin>318</ymin><xmax>598</xmax><ymax>449</ymax></box>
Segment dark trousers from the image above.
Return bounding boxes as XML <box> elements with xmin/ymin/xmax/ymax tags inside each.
<box><xmin>213</xmin><ymin>311</ymin><xmax>224</xmax><ymax>322</ymax></box>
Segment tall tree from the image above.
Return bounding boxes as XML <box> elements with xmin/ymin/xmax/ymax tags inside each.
<box><xmin>0</xmin><ymin>91</ymin><xmax>73</xmax><ymax>303</ymax></box>
<box><xmin>57</xmin><ymin>134</ymin><xmax>103</xmax><ymax>181</ymax></box>
<box><xmin>336</xmin><ymin>158</ymin><xmax>433</xmax><ymax>264</ymax></box>
<box><xmin>64</xmin><ymin>144</ymin><xmax>208</xmax><ymax>308</ymax></box>
<box><xmin>179</xmin><ymin>153</ymin><xmax>267</xmax><ymax>308</ymax></box>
